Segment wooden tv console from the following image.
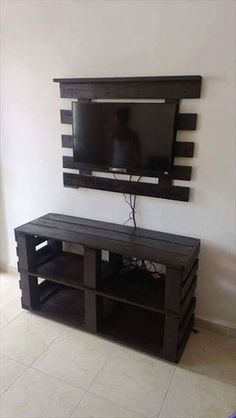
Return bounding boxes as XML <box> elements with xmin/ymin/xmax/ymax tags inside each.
<box><xmin>15</xmin><ymin>213</ymin><xmax>200</xmax><ymax>363</ymax></box>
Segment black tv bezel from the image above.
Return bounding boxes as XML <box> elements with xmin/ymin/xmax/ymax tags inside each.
<box><xmin>72</xmin><ymin>101</ymin><xmax>177</xmax><ymax>178</ymax></box>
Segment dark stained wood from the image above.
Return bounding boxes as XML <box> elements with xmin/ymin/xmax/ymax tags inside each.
<box><xmin>62</xmin><ymin>135</ymin><xmax>195</xmax><ymax>158</ymax></box>
<box><xmin>30</xmin><ymin>252</ymin><xmax>84</xmax><ymax>290</ymax></box>
<box><xmin>61</xmin><ymin>109</ymin><xmax>197</xmax><ymax>131</ymax></box>
<box><xmin>97</xmin><ymin>269</ymin><xmax>165</xmax><ymax>313</ymax></box>
<box><xmin>15</xmin><ymin>213</ymin><xmax>200</xmax><ymax>270</ymax></box>
<box><xmin>43</xmin><ymin>213</ymin><xmax>198</xmax><ymax>247</ymax></box>
<box><xmin>174</xmin><ymin>141</ymin><xmax>194</xmax><ymax>158</ymax></box>
<box><xmin>181</xmin><ymin>259</ymin><xmax>199</xmax><ymax>299</ymax></box>
<box><xmin>177</xmin><ymin>315</ymin><xmax>194</xmax><ymax>361</ymax></box>
<box><xmin>163</xmin><ymin>312</ymin><xmax>179</xmax><ymax>362</ymax></box>
<box><xmin>98</xmin><ymin>300</ymin><xmax>164</xmax><ymax>356</ymax></box>
<box><xmin>177</xmin><ymin>113</ymin><xmax>197</xmax><ymax>131</ymax></box>
<box><xmin>84</xmin><ymin>290</ymin><xmax>97</xmax><ymax>332</ymax></box>
<box><xmin>39</xmin><ymin>285</ymin><xmax>85</xmax><ymax>327</ymax></box>
<box><xmin>178</xmin><ymin>298</ymin><xmax>196</xmax><ymax>343</ymax></box>
<box><xmin>20</xmin><ymin>273</ymin><xmax>39</xmax><ymax>310</ymax></box>
<box><xmin>15</xmin><ymin>213</ymin><xmax>200</xmax><ymax>363</ymax></box>
<box><xmin>53</xmin><ymin>76</ymin><xmax>202</xmax><ymax>99</ymax></box>
<box><xmin>62</xmin><ymin>156</ymin><xmax>192</xmax><ymax>181</ymax></box>
<box><xmin>63</xmin><ymin>173</ymin><xmax>190</xmax><ymax>202</ymax></box>
<box><xmin>84</xmin><ymin>248</ymin><xmax>101</xmax><ymax>288</ymax></box>
<box><xmin>165</xmin><ymin>267</ymin><xmax>182</xmax><ymax>313</ymax></box>
<box><xmin>62</xmin><ymin>134</ymin><xmax>73</xmax><ymax>148</ymax></box>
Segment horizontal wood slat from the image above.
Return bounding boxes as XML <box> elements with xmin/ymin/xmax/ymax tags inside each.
<box><xmin>62</xmin><ymin>135</ymin><xmax>195</xmax><ymax>158</ymax></box>
<box><xmin>174</xmin><ymin>142</ymin><xmax>194</xmax><ymax>158</ymax></box>
<box><xmin>63</xmin><ymin>173</ymin><xmax>190</xmax><ymax>202</ymax></box>
<box><xmin>61</xmin><ymin>135</ymin><xmax>73</xmax><ymax>148</ymax></box>
<box><xmin>53</xmin><ymin>76</ymin><xmax>202</xmax><ymax>99</ymax></box>
<box><xmin>177</xmin><ymin>114</ymin><xmax>197</xmax><ymax>130</ymax></box>
<box><xmin>63</xmin><ymin>156</ymin><xmax>192</xmax><ymax>181</ymax></box>
<box><xmin>181</xmin><ymin>259</ymin><xmax>199</xmax><ymax>298</ymax></box>
<box><xmin>60</xmin><ymin>109</ymin><xmax>197</xmax><ymax>131</ymax></box>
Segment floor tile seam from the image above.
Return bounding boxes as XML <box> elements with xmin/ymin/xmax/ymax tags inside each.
<box><xmin>157</xmin><ymin>366</ymin><xmax>178</xmax><ymax>418</ymax></box>
<box><xmin>85</xmin><ymin>344</ymin><xmax>117</xmax><ymax>393</ymax></box>
<box><xmin>0</xmin><ymin>327</ymin><xmax>65</xmax><ymax>398</ymax></box>
<box><xmin>68</xmin><ymin>389</ymin><xmax>87</xmax><ymax>418</ymax></box>
<box><xmin>1</xmin><ymin>311</ymin><xmax>24</xmax><ymax>331</ymax></box>
<box><xmin>85</xmin><ymin>389</ymin><xmax>148</xmax><ymax>418</ymax></box>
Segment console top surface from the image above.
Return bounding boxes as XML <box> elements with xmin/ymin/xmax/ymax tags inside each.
<box><xmin>15</xmin><ymin>213</ymin><xmax>200</xmax><ymax>271</ymax></box>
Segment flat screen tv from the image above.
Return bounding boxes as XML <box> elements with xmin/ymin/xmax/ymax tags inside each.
<box><xmin>72</xmin><ymin>102</ymin><xmax>177</xmax><ymax>175</ymax></box>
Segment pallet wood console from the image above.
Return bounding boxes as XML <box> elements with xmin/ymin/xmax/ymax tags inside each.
<box><xmin>15</xmin><ymin>213</ymin><xmax>200</xmax><ymax>363</ymax></box>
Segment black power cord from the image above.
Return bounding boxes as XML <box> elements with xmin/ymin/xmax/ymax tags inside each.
<box><xmin>112</xmin><ymin>173</ymin><xmax>163</xmax><ymax>278</ymax></box>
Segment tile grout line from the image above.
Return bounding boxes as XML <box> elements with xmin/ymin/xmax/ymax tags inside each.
<box><xmin>67</xmin><ymin>343</ymin><xmax>120</xmax><ymax>417</ymax></box>
<box><xmin>0</xmin><ymin>324</ymin><xmax>66</xmax><ymax>398</ymax></box>
<box><xmin>1</xmin><ymin>311</ymin><xmax>24</xmax><ymax>331</ymax></box>
<box><xmin>156</xmin><ymin>366</ymin><xmax>177</xmax><ymax>418</ymax></box>
<box><xmin>86</xmin><ymin>389</ymin><xmax>148</xmax><ymax>418</ymax></box>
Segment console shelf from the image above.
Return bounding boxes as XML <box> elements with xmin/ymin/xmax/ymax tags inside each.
<box><xmin>97</xmin><ymin>269</ymin><xmax>165</xmax><ymax>313</ymax></box>
<box><xmin>15</xmin><ymin>213</ymin><xmax>200</xmax><ymax>363</ymax></box>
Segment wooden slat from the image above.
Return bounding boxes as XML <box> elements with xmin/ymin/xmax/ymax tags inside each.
<box><xmin>178</xmin><ymin>298</ymin><xmax>196</xmax><ymax>343</ymax></box>
<box><xmin>53</xmin><ymin>76</ymin><xmax>202</xmax><ymax>99</ymax></box>
<box><xmin>63</xmin><ymin>172</ymin><xmax>190</xmax><ymax>202</ymax></box>
<box><xmin>15</xmin><ymin>223</ymin><xmax>189</xmax><ymax>268</ymax></box>
<box><xmin>176</xmin><ymin>114</ymin><xmax>197</xmax><ymax>130</ymax></box>
<box><xmin>60</xmin><ymin>109</ymin><xmax>197</xmax><ymax>131</ymax></box>
<box><xmin>62</xmin><ymin>135</ymin><xmax>195</xmax><ymax>158</ymax></box>
<box><xmin>174</xmin><ymin>142</ymin><xmax>194</xmax><ymax>158</ymax></box>
<box><xmin>43</xmin><ymin>213</ymin><xmax>199</xmax><ymax>247</ymax></box>
<box><xmin>181</xmin><ymin>259</ymin><xmax>199</xmax><ymax>299</ymax></box>
<box><xmin>181</xmin><ymin>280</ymin><xmax>197</xmax><ymax>319</ymax></box>
<box><xmin>63</xmin><ymin>156</ymin><xmax>192</xmax><ymax>181</ymax></box>
<box><xmin>31</xmin><ymin>218</ymin><xmax>194</xmax><ymax>256</ymax></box>
<box><xmin>61</xmin><ymin>109</ymin><xmax>72</xmax><ymax>124</ymax></box>
<box><xmin>177</xmin><ymin>315</ymin><xmax>194</xmax><ymax>361</ymax></box>
<box><xmin>62</xmin><ymin>135</ymin><xmax>73</xmax><ymax>148</ymax></box>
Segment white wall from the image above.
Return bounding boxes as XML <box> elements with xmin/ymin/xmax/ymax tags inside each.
<box><xmin>1</xmin><ymin>0</ymin><xmax>235</xmax><ymax>329</ymax></box>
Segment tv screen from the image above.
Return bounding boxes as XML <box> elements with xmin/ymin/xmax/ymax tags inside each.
<box><xmin>72</xmin><ymin>102</ymin><xmax>177</xmax><ymax>174</ymax></box>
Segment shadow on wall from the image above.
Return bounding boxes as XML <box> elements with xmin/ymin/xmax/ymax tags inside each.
<box><xmin>196</xmin><ymin>241</ymin><xmax>236</xmax><ymax>327</ymax></box>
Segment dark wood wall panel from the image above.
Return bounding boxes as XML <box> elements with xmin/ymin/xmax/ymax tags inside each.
<box><xmin>62</xmin><ymin>156</ymin><xmax>192</xmax><ymax>181</ymax></box>
<box><xmin>54</xmin><ymin>76</ymin><xmax>202</xmax><ymax>202</ymax></box>
<box><xmin>60</xmin><ymin>109</ymin><xmax>197</xmax><ymax>131</ymax></box>
<box><xmin>62</xmin><ymin>135</ymin><xmax>195</xmax><ymax>159</ymax></box>
<box><xmin>54</xmin><ymin>76</ymin><xmax>202</xmax><ymax>100</ymax></box>
<box><xmin>63</xmin><ymin>173</ymin><xmax>190</xmax><ymax>202</ymax></box>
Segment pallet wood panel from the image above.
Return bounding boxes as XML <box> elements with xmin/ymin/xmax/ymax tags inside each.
<box><xmin>63</xmin><ymin>172</ymin><xmax>190</xmax><ymax>202</ymax></box>
<box><xmin>61</xmin><ymin>135</ymin><xmax>195</xmax><ymax>158</ymax></box>
<box><xmin>15</xmin><ymin>213</ymin><xmax>200</xmax><ymax>362</ymax></box>
<box><xmin>62</xmin><ymin>156</ymin><xmax>192</xmax><ymax>181</ymax></box>
<box><xmin>15</xmin><ymin>213</ymin><xmax>200</xmax><ymax>271</ymax></box>
<box><xmin>54</xmin><ymin>76</ymin><xmax>202</xmax><ymax>99</ymax></box>
<box><xmin>60</xmin><ymin>109</ymin><xmax>197</xmax><ymax>131</ymax></box>
<box><xmin>54</xmin><ymin>76</ymin><xmax>202</xmax><ymax>201</ymax></box>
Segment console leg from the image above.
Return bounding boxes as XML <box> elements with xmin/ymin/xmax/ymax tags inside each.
<box><xmin>84</xmin><ymin>247</ymin><xmax>101</xmax><ymax>289</ymax></box>
<box><xmin>20</xmin><ymin>273</ymin><xmax>40</xmax><ymax>310</ymax></box>
<box><xmin>84</xmin><ymin>290</ymin><xmax>102</xmax><ymax>333</ymax></box>
<box><xmin>163</xmin><ymin>313</ymin><xmax>179</xmax><ymax>362</ymax></box>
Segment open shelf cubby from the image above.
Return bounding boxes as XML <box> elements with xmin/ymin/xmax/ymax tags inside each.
<box><xmin>15</xmin><ymin>213</ymin><xmax>200</xmax><ymax>363</ymax></box>
<box><xmin>97</xmin><ymin>297</ymin><xmax>164</xmax><ymax>356</ymax></box>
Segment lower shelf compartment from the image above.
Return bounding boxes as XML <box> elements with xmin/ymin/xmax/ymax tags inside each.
<box><xmin>37</xmin><ymin>283</ymin><xmax>85</xmax><ymax>327</ymax></box>
<box><xmin>98</xmin><ymin>298</ymin><xmax>164</xmax><ymax>356</ymax></box>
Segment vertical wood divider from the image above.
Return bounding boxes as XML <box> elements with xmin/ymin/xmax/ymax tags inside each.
<box><xmin>84</xmin><ymin>247</ymin><xmax>102</xmax><ymax>332</ymax></box>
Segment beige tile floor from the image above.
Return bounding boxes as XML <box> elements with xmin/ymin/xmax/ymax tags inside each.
<box><xmin>0</xmin><ymin>272</ymin><xmax>235</xmax><ymax>418</ymax></box>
